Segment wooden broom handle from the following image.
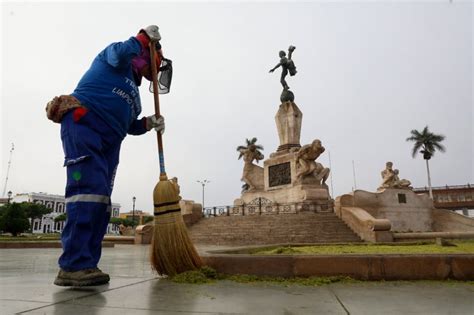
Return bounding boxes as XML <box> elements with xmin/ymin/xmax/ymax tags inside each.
<box><xmin>149</xmin><ymin>41</ymin><xmax>166</xmax><ymax>177</ymax></box>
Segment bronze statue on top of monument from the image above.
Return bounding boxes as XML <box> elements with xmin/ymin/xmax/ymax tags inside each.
<box><xmin>269</xmin><ymin>45</ymin><xmax>297</xmax><ymax>102</ymax></box>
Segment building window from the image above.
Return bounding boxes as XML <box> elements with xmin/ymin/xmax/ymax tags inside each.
<box><xmin>57</xmin><ymin>203</ymin><xmax>64</xmax><ymax>213</ymax></box>
<box><xmin>398</xmin><ymin>194</ymin><xmax>407</xmax><ymax>204</ymax></box>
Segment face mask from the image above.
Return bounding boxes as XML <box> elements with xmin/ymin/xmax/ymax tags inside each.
<box><xmin>132</xmin><ymin>49</ymin><xmax>151</xmax><ymax>86</ymax></box>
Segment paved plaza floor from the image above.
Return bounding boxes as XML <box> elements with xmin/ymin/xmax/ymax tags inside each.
<box><xmin>0</xmin><ymin>244</ymin><xmax>473</xmax><ymax>314</ymax></box>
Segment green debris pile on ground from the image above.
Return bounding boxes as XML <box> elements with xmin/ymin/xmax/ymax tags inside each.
<box><xmin>171</xmin><ymin>266</ymin><xmax>218</xmax><ymax>284</ymax></box>
<box><xmin>250</xmin><ymin>240</ymin><xmax>474</xmax><ymax>255</ymax></box>
<box><xmin>171</xmin><ymin>267</ymin><xmax>358</xmax><ymax>286</ymax></box>
<box><xmin>223</xmin><ymin>274</ymin><xmax>358</xmax><ymax>286</ymax></box>
<box><xmin>171</xmin><ymin>267</ymin><xmax>474</xmax><ymax>286</ymax></box>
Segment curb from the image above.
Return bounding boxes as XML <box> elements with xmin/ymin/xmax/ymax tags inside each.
<box><xmin>202</xmin><ymin>254</ymin><xmax>474</xmax><ymax>280</ymax></box>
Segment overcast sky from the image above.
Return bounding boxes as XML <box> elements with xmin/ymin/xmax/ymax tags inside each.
<box><xmin>1</xmin><ymin>1</ymin><xmax>472</xmax><ymax>213</ymax></box>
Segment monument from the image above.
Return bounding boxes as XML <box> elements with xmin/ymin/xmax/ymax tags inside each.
<box><xmin>233</xmin><ymin>46</ymin><xmax>332</xmax><ymax>215</ymax></box>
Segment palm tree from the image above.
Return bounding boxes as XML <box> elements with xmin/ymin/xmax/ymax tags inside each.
<box><xmin>237</xmin><ymin>138</ymin><xmax>264</xmax><ymax>192</ymax></box>
<box><xmin>236</xmin><ymin>137</ymin><xmax>264</xmax><ymax>160</ymax></box>
<box><xmin>406</xmin><ymin>126</ymin><xmax>446</xmax><ymax>199</ymax></box>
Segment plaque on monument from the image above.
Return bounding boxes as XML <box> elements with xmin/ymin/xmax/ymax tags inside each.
<box><xmin>269</xmin><ymin>162</ymin><xmax>291</xmax><ymax>187</ymax></box>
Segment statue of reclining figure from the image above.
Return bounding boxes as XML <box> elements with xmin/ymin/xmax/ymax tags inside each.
<box><xmin>378</xmin><ymin>161</ymin><xmax>412</xmax><ymax>190</ymax></box>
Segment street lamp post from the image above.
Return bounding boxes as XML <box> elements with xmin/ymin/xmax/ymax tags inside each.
<box><xmin>132</xmin><ymin>196</ymin><xmax>136</xmax><ymax>227</ymax></box>
<box><xmin>7</xmin><ymin>191</ymin><xmax>12</xmax><ymax>204</ymax></box>
<box><xmin>196</xmin><ymin>180</ymin><xmax>210</xmax><ymax>213</ymax></box>
<box><xmin>2</xmin><ymin>143</ymin><xmax>14</xmax><ymax>198</ymax></box>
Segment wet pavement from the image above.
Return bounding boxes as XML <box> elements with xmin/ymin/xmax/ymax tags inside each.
<box><xmin>1</xmin><ymin>244</ymin><xmax>473</xmax><ymax>314</ymax></box>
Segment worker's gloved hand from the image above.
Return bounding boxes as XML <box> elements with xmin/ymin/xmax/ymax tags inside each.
<box><xmin>142</xmin><ymin>25</ymin><xmax>161</xmax><ymax>41</ymax></box>
<box><xmin>136</xmin><ymin>25</ymin><xmax>161</xmax><ymax>50</ymax></box>
<box><xmin>146</xmin><ymin>115</ymin><xmax>165</xmax><ymax>134</ymax></box>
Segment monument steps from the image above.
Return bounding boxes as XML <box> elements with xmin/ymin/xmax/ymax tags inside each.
<box><xmin>188</xmin><ymin>213</ymin><xmax>362</xmax><ymax>245</ymax></box>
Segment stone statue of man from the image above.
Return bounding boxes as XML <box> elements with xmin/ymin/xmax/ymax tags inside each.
<box><xmin>295</xmin><ymin>139</ymin><xmax>330</xmax><ymax>185</ymax></box>
<box><xmin>378</xmin><ymin>162</ymin><xmax>412</xmax><ymax>190</ymax></box>
<box><xmin>380</xmin><ymin>161</ymin><xmax>396</xmax><ymax>188</ymax></box>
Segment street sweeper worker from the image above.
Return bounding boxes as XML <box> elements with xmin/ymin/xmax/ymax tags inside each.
<box><xmin>47</xmin><ymin>25</ymin><xmax>165</xmax><ymax>287</ymax></box>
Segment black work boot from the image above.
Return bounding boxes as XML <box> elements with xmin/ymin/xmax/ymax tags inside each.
<box><xmin>54</xmin><ymin>268</ymin><xmax>110</xmax><ymax>287</ymax></box>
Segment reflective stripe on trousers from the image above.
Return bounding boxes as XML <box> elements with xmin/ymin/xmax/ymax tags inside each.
<box><xmin>66</xmin><ymin>194</ymin><xmax>111</xmax><ymax>207</ymax></box>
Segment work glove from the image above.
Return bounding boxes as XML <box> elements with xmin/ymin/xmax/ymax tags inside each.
<box><xmin>136</xmin><ymin>25</ymin><xmax>161</xmax><ymax>50</ymax></box>
<box><xmin>142</xmin><ymin>25</ymin><xmax>161</xmax><ymax>42</ymax></box>
<box><xmin>146</xmin><ymin>115</ymin><xmax>165</xmax><ymax>134</ymax></box>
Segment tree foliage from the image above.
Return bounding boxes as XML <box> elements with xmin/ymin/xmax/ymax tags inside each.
<box><xmin>406</xmin><ymin>126</ymin><xmax>446</xmax><ymax>160</ymax></box>
<box><xmin>54</xmin><ymin>214</ymin><xmax>67</xmax><ymax>223</ymax></box>
<box><xmin>142</xmin><ymin>216</ymin><xmax>154</xmax><ymax>224</ymax></box>
<box><xmin>109</xmin><ymin>217</ymin><xmax>138</xmax><ymax>227</ymax></box>
<box><xmin>109</xmin><ymin>217</ymin><xmax>123</xmax><ymax>227</ymax></box>
<box><xmin>22</xmin><ymin>202</ymin><xmax>53</xmax><ymax>221</ymax></box>
<box><xmin>123</xmin><ymin>218</ymin><xmax>139</xmax><ymax>227</ymax></box>
<box><xmin>237</xmin><ymin>137</ymin><xmax>264</xmax><ymax>160</ymax></box>
<box><xmin>0</xmin><ymin>203</ymin><xmax>30</xmax><ymax>236</ymax></box>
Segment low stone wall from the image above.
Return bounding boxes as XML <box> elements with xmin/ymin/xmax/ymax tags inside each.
<box><xmin>432</xmin><ymin>208</ymin><xmax>474</xmax><ymax>232</ymax></box>
<box><xmin>336</xmin><ymin>189</ymin><xmax>434</xmax><ymax>232</ymax></box>
<box><xmin>104</xmin><ymin>235</ymin><xmax>134</xmax><ymax>244</ymax></box>
<box><xmin>203</xmin><ymin>254</ymin><xmax>474</xmax><ymax>280</ymax></box>
<box><xmin>393</xmin><ymin>232</ymin><xmax>474</xmax><ymax>241</ymax></box>
<box><xmin>134</xmin><ymin>225</ymin><xmax>153</xmax><ymax>244</ymax></box>
<box><xmin>336</xmin><ymin>206</ymin><xmax>393</xmax><ymax>242</ymax></box>
<box><xmin>183</xmin><ymin>203</ymin><xmax>204</xmax><ymax>227</ymax></box>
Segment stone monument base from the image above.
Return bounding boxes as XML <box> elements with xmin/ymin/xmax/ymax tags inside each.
<box><xmin>233</xmin><ymin>184</ymin><xmax>332</xmax><ymax>216</ymax></box>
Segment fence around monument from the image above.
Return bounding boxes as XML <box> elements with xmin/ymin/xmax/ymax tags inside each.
<box><xmin>202</xmin><ymin>200</ymin><xmax>333</xmax><ymax>217</ymax></box>
<box><xmin>202</xmin><ymin>206</ymin><xmax>232</xmax><ymax>217</ymax></box>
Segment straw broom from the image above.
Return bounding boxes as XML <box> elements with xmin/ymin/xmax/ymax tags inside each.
<box><xmin>148</xmin><ymin>40</ymin><xmax>202</xmax><ymax>276</ymax></box>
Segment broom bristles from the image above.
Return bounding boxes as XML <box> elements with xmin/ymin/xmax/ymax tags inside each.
<box><xmin>151</xmin><ymin>178</ymin><xmax>202</xmax><ymax>276</ymax></box>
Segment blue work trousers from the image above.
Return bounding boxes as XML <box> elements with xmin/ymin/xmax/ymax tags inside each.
<box><xmin>59</xmin><ymin>109</ymin><xmax>122</xmax><ymax>271</ymax></box>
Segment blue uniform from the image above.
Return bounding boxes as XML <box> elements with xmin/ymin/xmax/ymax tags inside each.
<box><xmin>72</xmin><ymin>37</ymin><xmax>147</xmax><ymax>138</ymax></box>
<box><xmin>59</xmin><ymin>37</ymin><xmax>148</xmax><ymax>272</ymax></box>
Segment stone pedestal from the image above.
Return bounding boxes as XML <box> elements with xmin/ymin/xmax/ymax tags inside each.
<box><xmin>264</xmin><ymin>152</ymin><xmax>298</xmax><ymax>191</ymax></box>
<box><xmin>234</xmin><ymin>150</ymin><xmax>331</xmax><ymax>214</ymax></box>
<box><xmin>275</xmin><ymin>102</ymin><xmax>302</xmax><ymax>152</ymax></box>
<box><xmin>233</xmin><ymin>184</ymin><xmax>331</xmax><ymax>215</ymax></box>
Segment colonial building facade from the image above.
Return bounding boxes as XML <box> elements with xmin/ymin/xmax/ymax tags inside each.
<box><xmin>11</xmin><ymin>192</ymin><xmax>121</xmax><ymax>234</ymax></box>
